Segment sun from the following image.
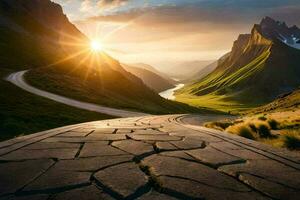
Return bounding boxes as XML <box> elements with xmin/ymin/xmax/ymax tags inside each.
<box><xmin>90</xmin><ymin>40</ymin><xmax>103</xmax><ymax>51</ymax></box>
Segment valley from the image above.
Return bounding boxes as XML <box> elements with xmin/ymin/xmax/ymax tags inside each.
<box><xmin>0</xmin><ymin>1</ymin><xmax>299</xmax><ymax>199</ymax></box>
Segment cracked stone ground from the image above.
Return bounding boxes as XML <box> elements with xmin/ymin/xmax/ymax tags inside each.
<box><xmin>0</xmin><ymin>115</ymin><xmax>299</xmax><ymax>200</ymax></box>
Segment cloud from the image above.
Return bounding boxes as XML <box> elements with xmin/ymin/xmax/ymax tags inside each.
<box><xmin>80</xmin><ymin>0</ymin><xmax>93</xmax><ymax>12</ymax></box>
<box><xmin>97</xmin><ymin>0</ymin><xmax>128</xmax><ymax>11</ymax></box>
<box><xmin>73</xmin><ymin>1</ymin><xmax>300</xmax><ymax>66</ymax></box>
<box><xmin>82</xmin><ymin>1</ymin><xmax>300</xmax><ymax>27</ymax></box>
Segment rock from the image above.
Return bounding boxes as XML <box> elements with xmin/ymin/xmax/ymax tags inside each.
<box><xmin>79</xmin><ymin>142</ymin><xmax>128</xmax><ymax>157</ymax></box>
<box><xmin>94</xmin><ymin>163</ymin><xmax>148</xmax><ymax>198</ymax></box>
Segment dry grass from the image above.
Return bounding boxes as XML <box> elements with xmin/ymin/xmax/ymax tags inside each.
<box><xmin>205</xmin><ymin>110</ymin><xmax>300</xmax><ymax>150</ymax></box>
<box><xmin>226</xmin><ymin>124</ymin><xmax>256</xmax><ymax>139</ymax></box>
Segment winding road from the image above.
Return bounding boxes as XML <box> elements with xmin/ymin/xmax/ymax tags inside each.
<box><xmin>6</xmin><ymin>70</ymin><xmax>147</xmax><ymax>118</ymax></box>
<box><xmin>2</xmin><ymin>70</ymin><xmax>300</xmax><ymax>199</ymax></box>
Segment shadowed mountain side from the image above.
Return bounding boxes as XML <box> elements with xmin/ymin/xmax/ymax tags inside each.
<box><xmin>248</xmin><ymin>88</ymin><xmax>300</xmax><ymax>114</ymax></box>
<box><xmin>0</xmin><ymin>0</ymin><xmax>87</xmax><ymax>69</ymax></box>
<box><xmin>122</xmin><ymin>64</ymin><xmax>175</xmax><ymax>92</ymax></box>
<box><xmin>25</xmin><ymin>55</ymin><xmax>208</xmax><ymax>115</ymax></box>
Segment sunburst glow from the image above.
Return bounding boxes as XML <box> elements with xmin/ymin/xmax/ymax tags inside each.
<box><xmin>90</xmin><ymin>40</ymin><xmax>103</xmax><ymax>51</ymax></box>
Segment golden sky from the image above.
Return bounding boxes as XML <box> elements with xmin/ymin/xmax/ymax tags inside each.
<box><xmin>54</xmin><ymin>0</ymin><xmax>300</xmax><ymax>68</ymax></box>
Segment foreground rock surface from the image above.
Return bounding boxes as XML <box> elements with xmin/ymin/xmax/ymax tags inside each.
<box><xmin>0</xmin><ymin>115</ymin><xmax>299</xmax><ymax>200</ymax></box>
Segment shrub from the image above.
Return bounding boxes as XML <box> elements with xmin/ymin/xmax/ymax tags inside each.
<box><xmin>257</xmin><ymin>124</ymin><xmax>271</xmax><ymax>138</ymax></box>
<box><xmin>268</xmin><ymin>119</ymin><xmax>279</xmax><ymax>130</ymax></box>
<box><xmin>248</xmin><ymin>123</ymin><xmax>257</xmax><ymax>132</ymax></box>
<box><xmin>226</xmin><ymin>125</ymin><xmax>255</xmax><ymax>140</ymax></box>
<box><xmin>204</xmin><ymin>121</ymin><xmax>233</xmax><ymax>131</ymax></box>
<box><xmin>258</xmin><ymin>116</ymin><xmax>267</xmax><ymax>121</ymax></box>
<box><xmin>238</xmin><ymin>126</ymin><xmax>255</xmax><ymax>139</ymax></box>
<box><xmin>283</xmin><ymin>134</ymin><xmax>300</xmax><ymax>150</ymax></box>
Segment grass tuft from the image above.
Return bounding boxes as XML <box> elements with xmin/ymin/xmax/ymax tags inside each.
<box><xmin>258</xmin><ymin>115</ymin><xmax>267</xmax><ymax>121</ymax></box>
<box><xmin>257</xmin><ymin>124</ymin><xmax>272</xmax><ymax>138</ymax></box>
<box><xmin>226</xmin><ymin>125</ymin><xmax>255</xmax><ymax>140</ymax></box>
<box><xmin>204</xmin><ymin>121</ymin><xmax>233</xmax><ymax>131</ymax></box>
<box><xmin>268</xmin><ymin>119</ymin><xmax>279</xmax><ymax>130</ymax></box>
<box><xmin>283</xmin><ymin>133</ymin><xmax>300</xmax><ymax>150</ymax></box>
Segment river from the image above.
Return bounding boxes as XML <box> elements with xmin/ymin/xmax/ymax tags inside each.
<box><xmin>159</xmin><ymin>84</ymin><xmax>185</xmax><ymax>100</ymax></box>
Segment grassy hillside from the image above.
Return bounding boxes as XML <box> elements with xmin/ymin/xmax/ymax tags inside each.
<box><xmin>122</xmin><ymin>64</ymin><xmax>174</xmax><ymax>92</ymax></box>
<box><xmin>176</xmin><ymin>50</ymin><xmax>271</xmax><ymax>112</ymax></box>
<box><xmin>0</xmin><ymin>69</ymin><xmax>114</xmax><ymax>141</ymax></box>
<box><xmin>176</xmin><ymin>18</ymin><xmax>300</xmax><ymax>113</ymax></box>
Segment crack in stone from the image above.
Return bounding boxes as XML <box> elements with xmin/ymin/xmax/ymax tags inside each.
<box><xmin>158</xmin><ymin>153</ymin><xmax>200</xmax><ymax>163</ymax></box>
<box><xmin>138</xmin><ymin>162</ymin><xmax>203</xmax><ymax>200</ymax></box>
<box><xmin>84</xmin><ymin>130</ymin><xmax>95</xmax><ymax>137</ymax></box>
<box><xmin>215</xmin><ymin>168</ymin><xmax>279</xmax><ymax>200</ymax></box>
<box><xmin>92</xmin><ymin>175</ymin><xmax>148</xmax><ymax>200</ymax></box>
<box><xmin>91</xmin><ymin>158</ymin><xmax>151</xmax><ymax>200</ymax></box>
<box><xmin>112</xmin><ymin>129</ymin><xmax>118</xmax><ymax>134</ymax></box>
<box><xmin>160</xmin><ymin>175</ymin><xmax>252</xmax><ymax>193</ymax></box>
<box><xmin>238</xmin><ymin>171</ymin><xmax>300</xmax><ymax>191</ymax></box>
<box><xmin>15</xmin><ymin>160</ymin><xmax>57</xmax><ymax>196</ymax></box>
<box><xmin>236</xmin><ymin>172</ymin><xmax>279</xmax><ymax>200</ymax></box>
<box><xmin>74</xmin><ymin>143</ymin><xmax>84</xmax><ymax>158</ymax></box>
<box><xmin>17</xmin><ymin>182</ymin><xmax>91</xmax><ymax>196</ymax></box>
<box><xmin>185</xmin><ymin>145</ymin><xmax>247</xmax><ymax>168</ymax></box>
<box><xmin>180</xmin><ymin>124</ymin><xmax>300</xmax><ymax>170</ymax></box>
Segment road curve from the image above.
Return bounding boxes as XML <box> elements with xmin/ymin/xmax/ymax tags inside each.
<box><xmin>6</xmin><ymin>70</ymin><xmax>148</xmax><ymax>118</ymax></box>
<box><xmin>0</xmin><ymin>115</ymin><xmax>299</xmax><ymax>199</ymax></box>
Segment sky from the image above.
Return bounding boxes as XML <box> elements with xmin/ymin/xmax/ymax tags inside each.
<box><xmin>52</xmin><ymin>0</ymin><xmax>300</xmax><ymax>68</ymax></box>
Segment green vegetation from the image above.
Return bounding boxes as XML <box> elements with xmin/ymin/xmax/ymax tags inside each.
<box><xmin>175</xmin><ymin>50</ymin><xmax>270</xmax><ymax>112</ymax></box>
<box><xmin>0</xmin><ymin>69</ymin><xmax>114</xmax><ymax>141</ymax></box>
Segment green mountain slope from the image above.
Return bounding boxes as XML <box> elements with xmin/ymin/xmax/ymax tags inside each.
<box><xmin>176</xmin><ymin>17</ymin><xmax>300</xmax><ymax>112</ymax></box>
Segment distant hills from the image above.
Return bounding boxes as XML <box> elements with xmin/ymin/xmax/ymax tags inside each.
<box><xmin>159</xmin><ymin>60</ymin><xmax>215</xmax><ymax>80</ymax></box>
<box><xmin>122</xmin><ymin>64</ymin><xmax>175</xmax><ymax>92</ymax></box>
<box><xmin>177</xmin><ymin>17</ymin><xmax>300</xmax><ymax>111</ymax></box>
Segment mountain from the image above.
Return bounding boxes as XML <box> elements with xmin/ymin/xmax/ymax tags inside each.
<box><xmin>0</xmin><ymin>0</ymin><xmax>86</xmax><ymax>68</ymax></box>
<box><xmin>187</xmin><ymin>54</ymin><xmax>230</xmax><ymax>82</ymax></box>
<box><xmin>128</xmin><ymin>63</ymin><xmax>177</xmax><ymax>85</ymax></box>
<box><xmin>0</xmin><ymin>0</ymin><xmax>202</xmax><ymax>115</ymax></box>
<box><xmin>0</xmin><ymin>0</ymin><xmax>118</xmax><ymax>140</ymax></box>
<box><xmin>122</xmin><ymin>64</ymin><xmax>175</xmax><ymax>92</ymax></box>
<box><xmin>177</xmin><ymin>17</ymin><xmax>300</xmax><ymax>111</ymax></box>
<box><xmin>159</xmin><ymin>60</ymin><xmax>215</xmax><ymax>80</ymax></box>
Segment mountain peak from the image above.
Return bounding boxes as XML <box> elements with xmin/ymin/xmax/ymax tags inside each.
<box><xmin>260</xmin><ymin>16</ymin><xmax>287</xmax><ymax>29</ymax></box>
<box><xmin>257</xmin><ymin>17</ymin><xmax>300</xmax><ymax>49</ymax></box>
